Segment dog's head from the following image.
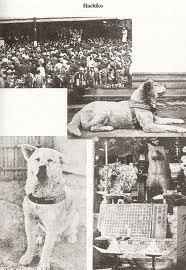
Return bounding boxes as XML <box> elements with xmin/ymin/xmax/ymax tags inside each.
<box><xmin>148</xmin><ymin>140</ymin><xmax>167</xmax><ymax>161</ymax></box>
<box><xmin>131</xmin><ymin>79</ymin><xmax>166</xmax><ymax>110</ymax></box>
<box><xmin>142</xmin><ymin>79</ymin><xmax>166</xmax><ymax>99</ymax></box>
<box><xmin>21</xmin><ymin>144</ymin><xmax>67</xmax><ymax>194</ymax></box>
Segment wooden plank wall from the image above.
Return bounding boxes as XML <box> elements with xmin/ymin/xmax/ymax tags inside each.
<box><xmin>0</xmin><ymin>137</ymin><xmax>54</xmax><ymax>180</ymax></box>
<box><xmin>133</xmin><ymin>73</ymin><xmax>186</xmax><ymax>94</ymax></box>
<box><xmin>0</xmin><ymin>137</ymin><xmax>87</xmax><ymax>180</ymax></box>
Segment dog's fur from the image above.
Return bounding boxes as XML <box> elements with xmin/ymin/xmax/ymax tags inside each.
<box><xmin>68</xmin><ymin>79</ymin><xmax>186</xmax><ymax>136</ymax></box>
<box><xmin>146</xmin><ymin>143</ymin><xmax>171</xmax><ymax>201</ymax></box>
<box><xmin>19</xmin><ymin>144</ymin><xmax>79</xmax><ymax>270</ymax></box>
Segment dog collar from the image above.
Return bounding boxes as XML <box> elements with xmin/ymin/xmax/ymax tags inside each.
<box><xmin>129</xmin><ymin>100</ymin><xmax>151</xmax><ymax>111</ymax></box>
<box><xmin>129</xmin><ymin>100</ymin><xmax>157</xmax><ymax>114</ymax></box>
<box><xmin>28</xmin><ymin>191</ymin><xmax>66</xmax><ymax>204</ymax></box>
<box><xmin>129</xmin><ymin>106</ymin><xmax>142</xmax><ymax>129</ymax></box>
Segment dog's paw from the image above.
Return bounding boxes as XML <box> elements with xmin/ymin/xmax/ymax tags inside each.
<box><xmin>36</xmin><ymin>235</ymin><xmax>43</xmax><ymax>245</ymax></box>
<box><xmin>19</xmin><ymin>253</ymin><xmax>33</xmax><ymax>265</ymax></box>
<box><xmin>104</xmin><ymin>126</ymin><xmax>114</xmax><ymax>131</ymax></box>
<box><xmin>67</xmin><ymin>234</ymin><xmax>77</xmax><ymax>243</ymax></box>
<box><xmin>176</xmin><ymin>119</ymin><xmax>184</xmax><ymax>124</ymax></box>
<box><xmin>37</xmin><ymin>262</ymin><xmax>50</xmax><ymax>270</ymax></box>
<box><xmin>67</xmin><ymin>125</ymin><xmax>81</xmax><ymax>137</ymax></box>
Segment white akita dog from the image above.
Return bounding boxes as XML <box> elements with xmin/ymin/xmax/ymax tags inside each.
<box><xmin>19</xmin><ymin>144</ymin><xmax>79</xmax><ymax>270</ymax></box>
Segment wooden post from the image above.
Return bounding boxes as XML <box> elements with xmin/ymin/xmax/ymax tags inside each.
<box><xmin>33</xmin><ymin>17</ymin><xmax>37</xmax><ymax>46</ymax></box>
<box><xmin>105</xmin><ymin>141</ymin><xmax>108</xmax><ymax>195</ymax></box>
<box><xmin>102</xmin><ymin>141</ymin><xmax>109</xmax><ymax>202</ymax></box>
<box><xmin>104</xmin><ymin>141</ymin><xmax>108</xmax><ymax>166</ymax></box>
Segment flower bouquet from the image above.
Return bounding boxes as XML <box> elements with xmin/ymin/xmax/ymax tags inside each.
<box><xmin>99</xmin><ymin>162</ymin><xmax>137</xmax><ymax>194</ymax></box>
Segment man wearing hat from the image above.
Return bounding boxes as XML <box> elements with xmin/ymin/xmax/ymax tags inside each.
<box><xmin>34</xmin><ymin>69</ymin><xmax>44</xmax><ymax>88</ymax></box>
<box><xmin>24</xmin><ymin>69</ymin><xmax>35</xmax><ymax>88</ymax></box>
<box><xmin>73</xmin><ymin>66</ymin><xmax>86</xmax><ymax>101</ymax></box>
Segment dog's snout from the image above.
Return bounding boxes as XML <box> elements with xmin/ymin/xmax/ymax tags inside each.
<box><xmin>38</xmin><ymin>165</ymin><xmax>46</xmax><ymax>171</ymax></box>
<box><xmin>37</xmin><ymin>165</ymin><xmax>47</xmax><ymax>181</ymax></box>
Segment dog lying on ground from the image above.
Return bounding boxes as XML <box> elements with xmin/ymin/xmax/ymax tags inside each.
<box><xmin>67</xmin><ymin>79</ymin><xmax>186</xmax><ymax>137</ymax></box>
<box><xmin>19</xmin><ymin>144</ymin><xmax>79</xmax><ymax>270</ymax></box>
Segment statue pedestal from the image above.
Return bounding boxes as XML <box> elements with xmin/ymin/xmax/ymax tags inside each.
<box><xmin>94</xmin><ymin>205</ymin><xmax>186</xmax><ymax>269</ymax></box>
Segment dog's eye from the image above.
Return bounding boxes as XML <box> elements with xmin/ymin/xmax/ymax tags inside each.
<box><xmin>35</xmin><ymin>158</ymin><xmax>40</xmax><ymax>162</ymax></box>
<box><xmin>47</xmin><ymin>159</ymin><xmax>53</xmax><ymax>162</ymax></box>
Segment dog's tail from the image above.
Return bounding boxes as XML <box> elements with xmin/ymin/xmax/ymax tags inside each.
<box><xmin>67</xmin><ymin>112</ymin><xmax>82</xmax><ymax>137</ymax></box>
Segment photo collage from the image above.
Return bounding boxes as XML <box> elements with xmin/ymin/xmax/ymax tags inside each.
<box><xmin>0</xmin><ymin>12</ymin><xmax>186</xmax><ymax>270</ymax></box>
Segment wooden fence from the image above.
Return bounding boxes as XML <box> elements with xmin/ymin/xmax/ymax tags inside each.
<box><xmin>0</xmin><ymin>137</ymin><xmax>87</xmax><ymax>180</ymax></box>
<box><xmin>0</xmin><ymin>137</ymin><xmax>54</xmax><ymax>180</ymax></box>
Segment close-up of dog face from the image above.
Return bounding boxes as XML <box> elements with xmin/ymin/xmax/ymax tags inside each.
<box><xmin>21</xmin><ymin>144</ymin><xmax>66</xmax><ymax>192</ymax></box>
<box><xmin>131</xmin><ymin>79</ymin><xmax>167</xmax><ymax>110</ymax></box>
<box><xmin>142</xmin><ymin>79</ymin><xmax>166</xmax><ymax>99</ymax></box>
<box><xmin>132</xmin><ymin>79</ymin><xmax>167</xmax><ymax>110</ymax></box>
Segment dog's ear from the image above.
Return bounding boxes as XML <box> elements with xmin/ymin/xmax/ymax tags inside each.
<box><xmin>21</xmin><ymin>144</ymin><xmax>37</xmax><ymax>160</ymax></box>
<box><xmin>143</xmin><ymin>80</ymin><xmax>153</xmax><ymax>94</ymax></box>
<box><xmin>141</xmin><ymin>79</ymin><xmax>156</xmax><ymax>107</ymax></box>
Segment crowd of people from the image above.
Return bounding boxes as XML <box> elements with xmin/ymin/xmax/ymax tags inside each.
<box><xmin>0</xmin><ymin>26</ymin><xmax>132</xmax><ymax>89</ymax></box>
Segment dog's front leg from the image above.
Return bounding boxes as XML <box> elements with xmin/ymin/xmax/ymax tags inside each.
<box><xmin>88</xmin><ymin>115</ymin><xmax>113</xmax><ymax>132</ymax></box>
<box><xmin>135</xmin><ymin>109</ymin><xmax>186</xmax><ymax>133</ymax></box>
<box><xmin>154</xmin><ymin>116</ymin><xmax>184</xmax><ymax>125</ymax></box>
<box><xmin>91</xmin><ymin>125</ymin><xmax>114</xmax><ymax>132</ymax></box>
<box><xmin>143</xmin><ymin>122</ymin><xmax>186</xmax><ymax>133</ymax></box>
<box><xmin>38</xmin><ymin>231</ymin><xmax>57</xmax><ymax>270</ymax></box>
<box><xmin>19</xmin><ymin>214</ymin><xmax>37</xmax><ymax>265</ymax></box>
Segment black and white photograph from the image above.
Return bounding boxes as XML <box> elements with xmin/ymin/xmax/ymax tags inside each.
<box><xmin>68</xmin><ymin>73</ymin><xmax>186</xmax><ymax>139</ymax></box>
<box><xmin>0</xmin><ymin>17</ymin><xmax>131</xmax><ymax>90</ymax></box>
<box><xmin>66</xmin><ymin>18</ymin><xmax>132</xmax><ymax>138</ymax></box>
<box><xmin>93</xmin><ymin>137</ymin><xmax>186</xmax><ymax>270</ymax></box>
<box><xmin>1</xmin><ymin>1</ymin><xmax>186</xmax><ymax>270</ymax></box>
<box><xmin>0</xmin><ymin>137</ymin><xmax>87</xmax><ymax>270</ymax></box>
